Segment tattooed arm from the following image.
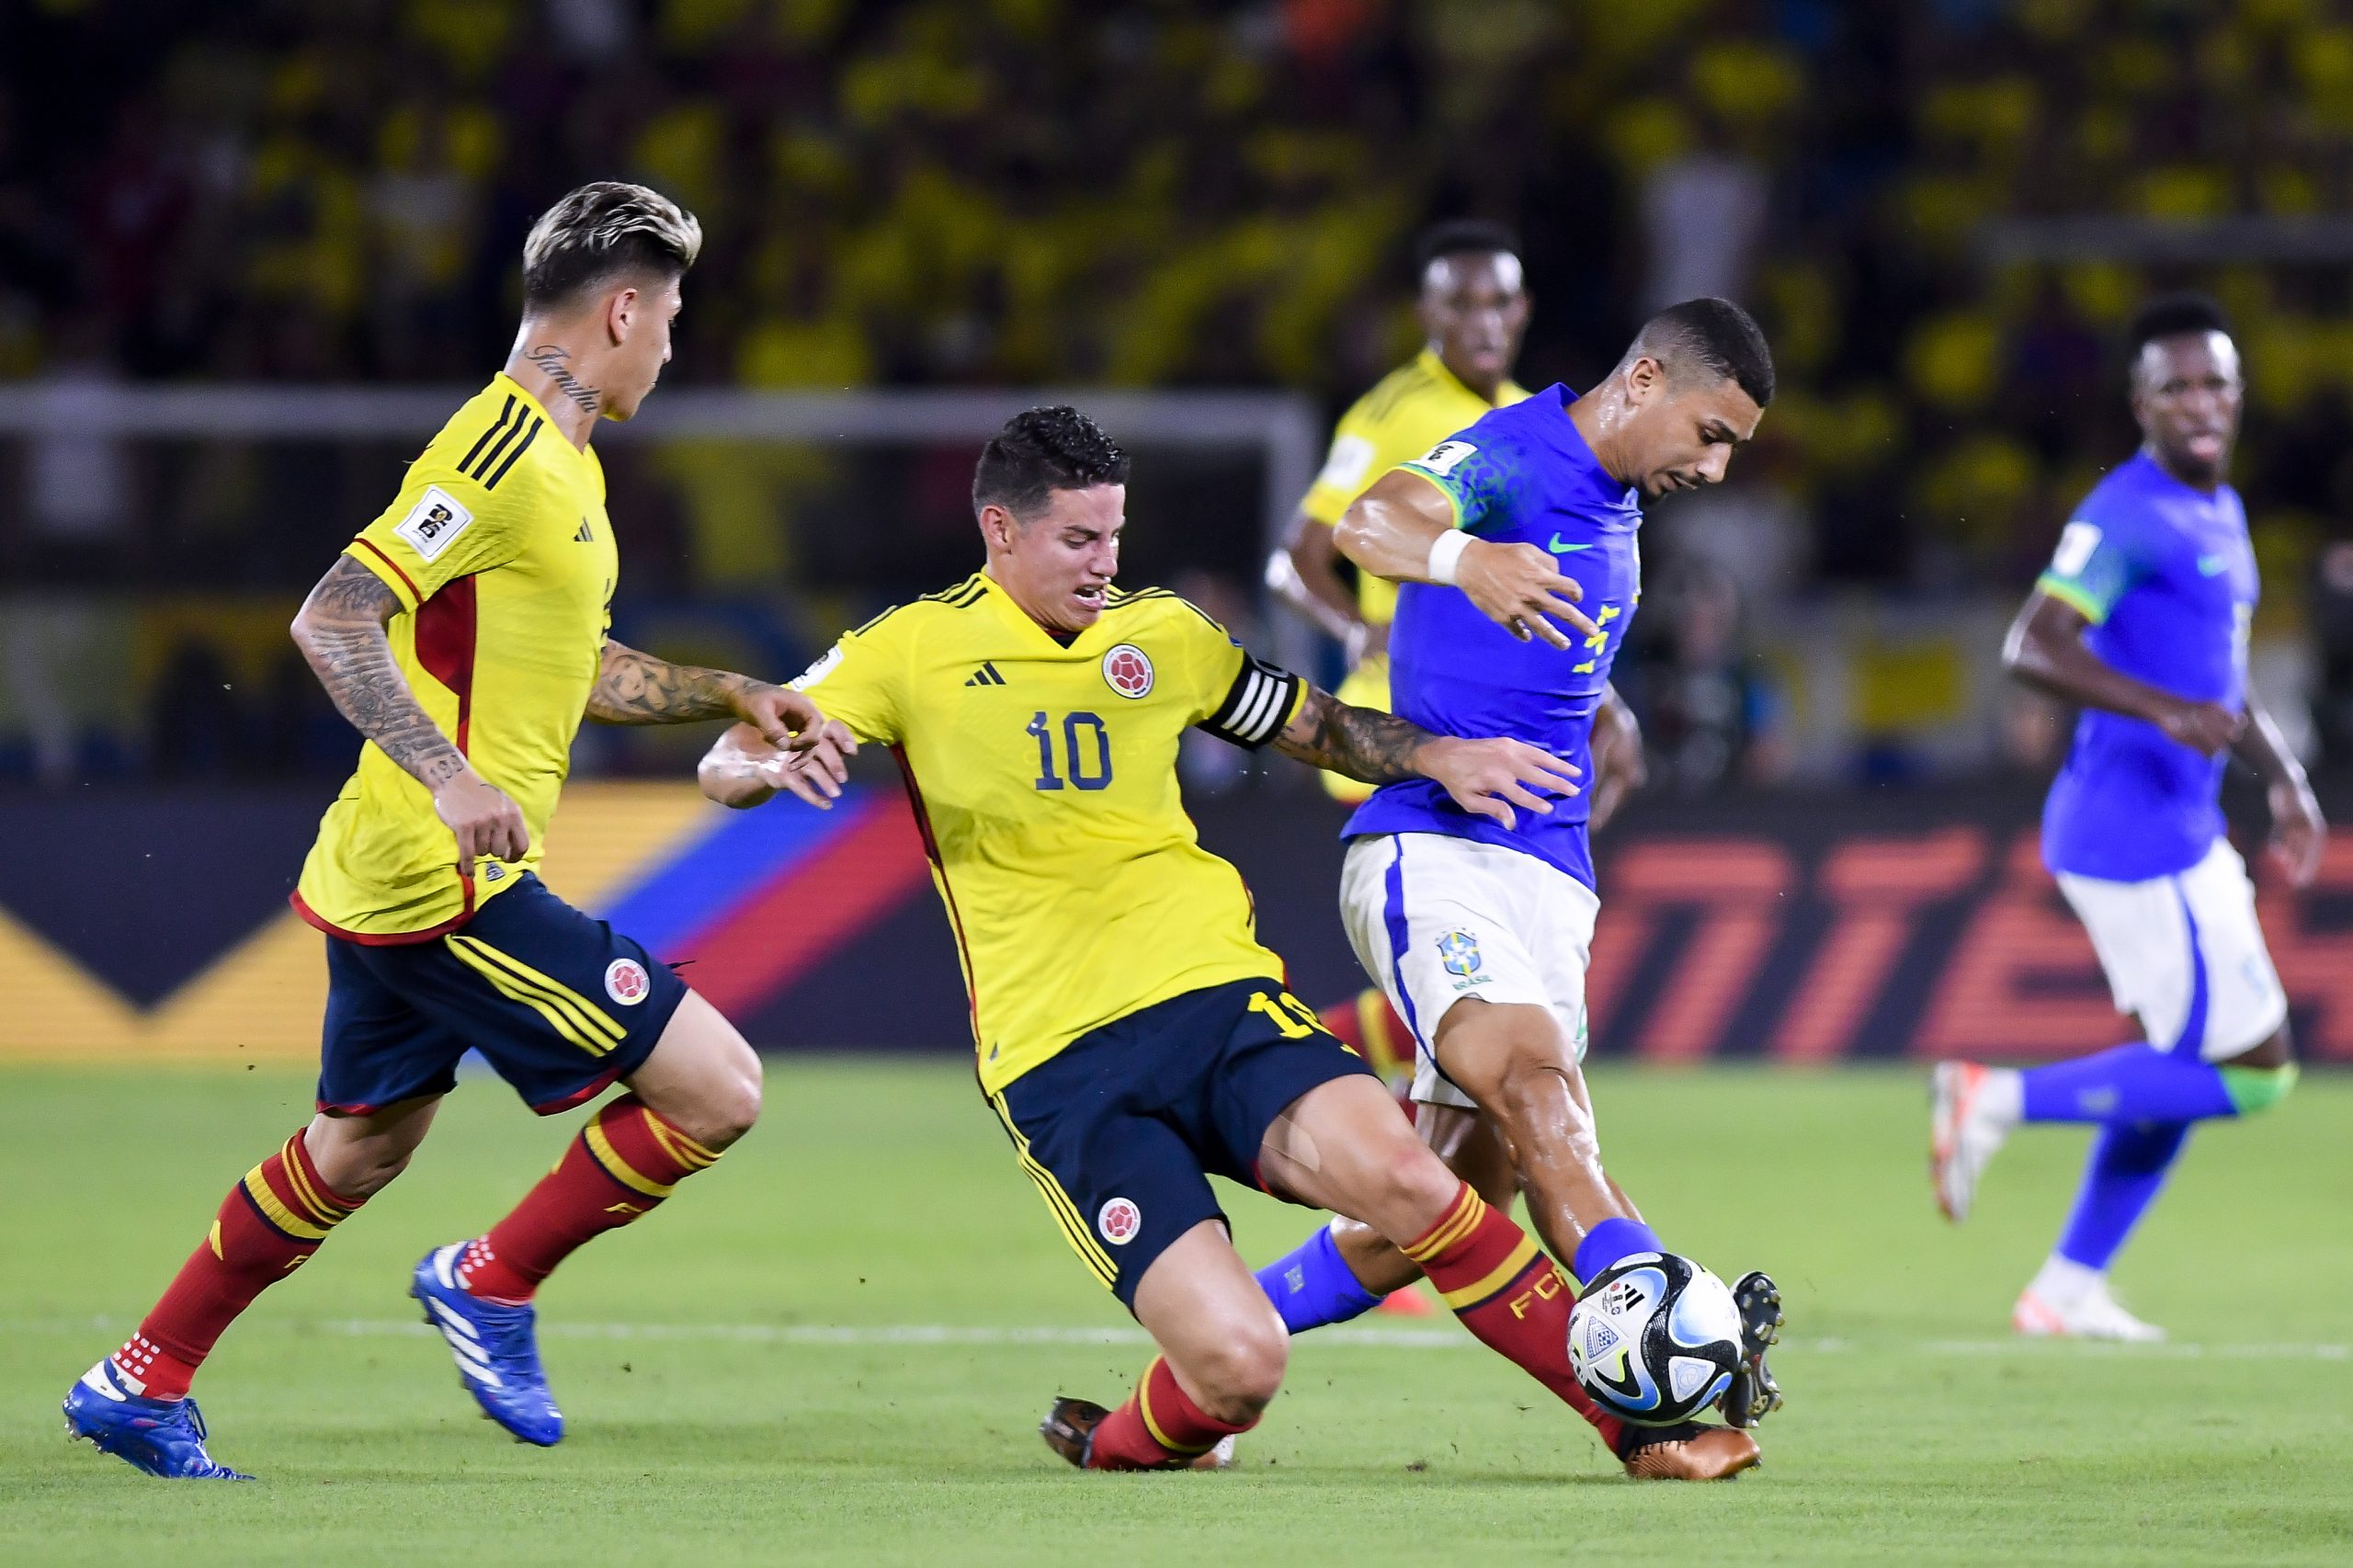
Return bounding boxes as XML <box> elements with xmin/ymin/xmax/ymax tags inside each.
<box><xmin>589</xmin><ymin>640</ymin><xmax>858</xmax><ymax>792</ymax></box>
<box><xmin>289</xmin><ymin>554</ymin><xmax>527</xmax><ymax>873</ymax></box>
<box><xmin>1270</xmin><ymin>685</ymin><xmax>1583</xmax><ymax>830</ymax></box>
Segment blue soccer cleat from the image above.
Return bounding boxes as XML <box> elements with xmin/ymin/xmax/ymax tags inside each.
<box><xmin>411</xmin><ymin>1243</ymin><xmax>563</xmax><ymax>1446</ymax></box>
<box><xmin>63</xmin><ymin>1361</ymin><xmax>252</xmax><ymax>1480</ymax></box>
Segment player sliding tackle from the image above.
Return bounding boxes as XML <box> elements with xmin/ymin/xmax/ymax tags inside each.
<box><xmin>704</xmin><ymin>407</ymin><xmax>1677</xmax><ymax>1477</ymax></box>
<box><xmin>63</xmin><ymin>183</ymin><xmax>847</xmax><ymax>1480</ymax></box>
<box><xmin>1249</xmin><ymin>299</ymin><xmax>1787</xmax><ymax>1478</ymax></box>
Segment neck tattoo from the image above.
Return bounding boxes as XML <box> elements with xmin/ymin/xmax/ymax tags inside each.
<box><xmin>525</xmin><ymin>345</ymin><xmax>602</xmax><ymax>415</ymax></box>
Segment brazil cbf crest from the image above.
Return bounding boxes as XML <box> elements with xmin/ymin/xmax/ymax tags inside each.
<box><xmin>1102</xmin><ymin>643</ymin><xmax>1154</xmax><ymax>699</ymax></box>
<box><xmin>1437</xmin><ymin>929</ymin><xmax>1483</xmax><ymax>979</ymax></box>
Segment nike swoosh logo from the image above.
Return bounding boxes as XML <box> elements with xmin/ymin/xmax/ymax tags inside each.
<box><xmin>1547</xmin><ymin>534</ymin><xmax>1592</xmax><ymax>553</ymax></box>
<box><xmin>2197</xmin><ymin>554</ymin><xmax>2228</xmax><ymax>576</ymax></box>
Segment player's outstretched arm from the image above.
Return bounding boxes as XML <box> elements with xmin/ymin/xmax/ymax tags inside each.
<box><xmin>1333</xmin><ymin>470</ymin><xmax>1597</xmax><ymax>647</ymax></box>
<box><xmin>1271</xmin><ymin>687</ymin><xmax>1580</xmax><ymax>831</ymax></box>
<box><xmin>697</xmin><ymin>722</ymin><xmax>858</xmax><ymax>812</ymax></box>
<box><xmin>2234</xmin><ymin>690</ymin><xmax>2326</xmax><ymax>887</ymax></box>
<box><xmin>290</xmin><ymin>555</ymin><xmax>528</xmax><ymax>874</ymax></box>
<box><xmin>2002</xmin><ymin>589</ymin><xmax>2241</xmax><ymax>755</ymax></box>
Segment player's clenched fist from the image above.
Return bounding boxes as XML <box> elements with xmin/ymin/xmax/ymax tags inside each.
<box><xmin>1418</xmin><ymin>735</ymin><xmax>1583</xmax><ymax>831</ymax></box>
<box><xmin>432</xmin><ymin>769</ymin><xmax>530</xmax><ymax>877</ymax></box>
<box><xmin>1456</xmin><ymin>539</ymin><xmax>1600</xmax><ymax>648</ymax></box>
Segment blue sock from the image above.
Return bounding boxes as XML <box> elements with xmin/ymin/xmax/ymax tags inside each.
<box><xmin>1254</xmin><ymin>1225</ymin><xmax>1383</xmax><ymax>1334</ymax></box>
<box><xmin>2054</xmin><ymin>1120</ymin><xmax>2191</xmax><ymax>1269</ymax></box>
<box><xmin>2019</xmin><ymin>1041</ymin><xmax>2235</xmax><ymax>1124</ymax></box>
<box><xmin>1570</xmin><ymin>1217</ymin><xmax>1665</xmax><ymax>1285</ymax></box>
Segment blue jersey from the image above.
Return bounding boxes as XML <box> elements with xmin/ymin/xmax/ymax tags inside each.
<box><xmin>1345</xmin><ymin>387</ymin><xmax>1641</xmax><ymax>889</ymax></box>
<box><xmin>2037</xmin><ymin>452</ymin><xmax>2256</xmax><ymax>881</ymax></box>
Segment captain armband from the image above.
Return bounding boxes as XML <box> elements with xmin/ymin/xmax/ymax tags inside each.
<box><xmin>1201</xmin><ymin>655</ymin><xmax>1305</xmax><ymax>749</ymax></box>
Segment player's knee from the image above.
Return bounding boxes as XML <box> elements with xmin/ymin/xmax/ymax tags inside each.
<box><xmin>312</xmin><ymin>1141</ymin><xmax>415</xmax><ymax>1199</ymax></box>
<box><xmin>679</xmin><ymin>1066</ymin><xmax>762</xmax><ymax>1152</ymax></box>
<box><xmin>1191</xmin><ymin>1316</ymin><xmax>1289</xmax><ymax>1415</ymax></box>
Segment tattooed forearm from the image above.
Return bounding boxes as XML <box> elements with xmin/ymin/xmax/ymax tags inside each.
<box><xmin>587</xmin><ymin>641</ymin><xmax>761</xmax><ymax>725</ymax></box>
<box><xmin>1271</xmin><ymin>687</ymin><xmax>1436</xmax><ymax>784</ymax></box>
<box><xmin>290</xmin><ymin>555</ymin><xmax>469</xmax><ymax>790</ymax></box>
<box><xmin>523</xmin><ymin>344</ymin><xmax>602</xmax><ymax>416</ymax></box>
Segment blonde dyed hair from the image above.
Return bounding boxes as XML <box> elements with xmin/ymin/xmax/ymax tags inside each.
<box><xmin>520</xmin><ymin>181</ymin><xmax>702</xmax><ymax>311</ymax></box>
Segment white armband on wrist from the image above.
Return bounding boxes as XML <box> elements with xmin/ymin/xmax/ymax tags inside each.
<box><xmin>1426</xmin><ymin>528</ymin><xmax>1473</xmax><ymax>585</ymax></box>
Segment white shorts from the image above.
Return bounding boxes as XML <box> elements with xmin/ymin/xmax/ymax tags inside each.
<box><xmin>1338</xmin><ymin>832</ymin><xmax>1597</xmax><ymax>1110</ymax></box>
<box><xmin>2055</xmin><ymin>837</ymin><xmax>2287</xmax><ymax>1062</ymax></box>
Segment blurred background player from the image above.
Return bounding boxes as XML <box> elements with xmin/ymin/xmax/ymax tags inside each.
<box><xmin>1932</xmin><ymin>295</ymin><xmax>2323</xmax><ymax>1341</ymax></box>
<box><xmin>1264</xmin><ymin>219</ymin><xmax>1645</xmax><ymax>1139</ymax></box>
<box><xmin>1252</xmin><ymin>300</ymin><xmax>1783</xmax><ymax>1461</ymax></box>
<box><xmin>701</xmin><ymin>408</ymin><xmax>1747</xmax><ymax>1481</ymax></box>
<box><xmin>61</xmin><ymin>184</ymin><xmax>846</xmax><ymax>1479</ymax></box>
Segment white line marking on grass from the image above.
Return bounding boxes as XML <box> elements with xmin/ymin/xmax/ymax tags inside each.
<box><xmin>13</xmin><ymin>1317</ymin><xmax>2348</xmax><ymax>1358</ymax></box>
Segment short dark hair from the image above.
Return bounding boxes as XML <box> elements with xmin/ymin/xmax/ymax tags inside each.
<box><xmin>972</xmin><ymin>406</ymin><xmax>1131</xmax><ymax>520</ymax></box>
<box><xmin>2127</xmin><ymin>292</ymin><xmax>2232</xmax><ymax>358</ymax></box>
<box><xmin>1631</xmin><ymin>297</ymin><xmax>1776</xmax><ymax>408</ymax></box>
<box><xmin>1415</xmin><ymin>219</ymin><xmax>1522</xmax><ymax>275</ymax></box>
<box><xmin>521</xmin><ymin>182</ymin><xmax>702</xmax><ymax>312</ymax></box>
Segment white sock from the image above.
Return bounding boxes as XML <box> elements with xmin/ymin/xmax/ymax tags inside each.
<box><xmin>2028</xmin><ymin>1253</ymin><xmax>2103</xmax><ymax>1305</ymax></box>
<box><xmin>1980</xmin><ymin>1068</ymin><xmax>2024</xmax><ymax>1129</ymax></box>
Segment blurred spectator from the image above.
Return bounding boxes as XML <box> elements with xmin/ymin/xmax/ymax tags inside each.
<box><xmin>1621</xmin><ymin>558</ymin><xmax>1790</xmax><ymax>793</ymax></box>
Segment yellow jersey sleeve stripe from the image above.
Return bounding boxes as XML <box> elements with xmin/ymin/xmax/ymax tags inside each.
<box><xmin>448</xmin><ymin>935</ymin><xmax>624</xmax><ymax>1043</ymax></box>
<box><xmin>241</xmin><ymin>1169</ymin><xmax>332</xmax><ymax>1241</ymax></box>
<box><xmin>584</xmin><ymin>1119</ymin><xmax>678</xmax><ymax>1199</ymax></box>
<box><xmin>445</xmin><ymin>939</ymin><xmax>614</xmax><ymax>1055</ymax></box>
<box><xmin>1392</xmin><ymin>464</ymin><xmax>1469</xmax><ymax>529</ymax></box>
<box><xmin>1438</xmin><ymin>1234</ymin><xmax>1545</xmax><ymax>1312</ymax></box>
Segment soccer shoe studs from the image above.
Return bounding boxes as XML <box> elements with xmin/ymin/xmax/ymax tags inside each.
<box><xmin>1615</xmin><ymin>1421</ymin><xmax>1761</xmax><ymax>1481</ymax></box>
<box><xmin>1720</xmin><ymin>1269</ymin><xmax>1785</xmax><ymax>1428</ymax></box>
<box><xmin>63</xmin><ymin>1363</ymin><xmax>252</xmax><ymax>1481</ymax></box>
<box><xmin>411</xmin><ymin>1243</ymin><xmax>564</xmax><ymax>1446</ymax></box>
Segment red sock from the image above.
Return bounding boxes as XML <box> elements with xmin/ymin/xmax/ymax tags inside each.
<box><xmin>1085</xmin><ymin>1356</ymin><xmax>1256</xmax><ymax>1471</ymax></box>
<box><xmin>113</xmin><ymin>1130</ymin><xmax>362</xmax><ymax>1401</ymax></box>
<box><xmin>455</xmin><ymin>1095</ymin><xmax>719</xmax><ymax>1303</ymax></box>
<box><xmin>1403</xmin><ymin>1182</ymin><xmax>1625</xmax><ymax>1453</ymax></box>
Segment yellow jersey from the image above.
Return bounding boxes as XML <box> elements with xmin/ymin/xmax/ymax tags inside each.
<box><xmin>1298</xmin><ymin>347</ymin><xmax>1529</xmax><ymax>628</ymax></box>
<box><xmin>795</xmin><ymin>572</ymin><xmax>1308</xmax><ymax>1096</ymax></box>
<box><xmin>294</xmin><ymin>374</ymin><xmax>616</xmax><ymax>941</ymax></box>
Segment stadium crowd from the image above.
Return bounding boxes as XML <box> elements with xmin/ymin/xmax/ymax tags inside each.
<box><xmin>6</xmin><ymin>0</ymin><xmax>2353</xmax><ymax>778</ymax></box>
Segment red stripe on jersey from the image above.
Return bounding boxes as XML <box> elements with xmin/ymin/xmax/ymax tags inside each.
<box><xmin>413</xmin><ymin>574</ymin><xmax>478</xmax><ymax>754</ymax></box>
<box><xmin>349</xmin><ymin>537</ymin><xmax>422</xmax><ymax>603</ymax></box>
<box><xmin>289</xmin><ymin>887</ymin><xmax>475</xmax><ymax>945</ymax></box>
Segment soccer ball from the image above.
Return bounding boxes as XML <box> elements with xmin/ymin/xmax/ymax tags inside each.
<box><xmin>1565</xmin><ymin>1252</ymin><xmax>1744</xmax><ymax>1426</ymax></box>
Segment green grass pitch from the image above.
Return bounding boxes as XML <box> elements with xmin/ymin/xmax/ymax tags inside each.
<box><xmin>4</xmin><ymin>1061</ymin><xmax>2348</xmax><ymax>1566</ymax></box>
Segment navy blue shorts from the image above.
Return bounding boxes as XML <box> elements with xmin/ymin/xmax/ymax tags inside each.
<box><xmin>990</xmin><ymin>977</ymin><xmax>1375</xmax><ymax>1309</ymax></box>
<box><xmin>318</xmin><ymin>874</ymin><xmax>687</xmax><ymax>1117</ymax></box>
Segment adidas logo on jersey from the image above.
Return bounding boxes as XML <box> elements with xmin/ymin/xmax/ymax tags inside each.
<box><xmin>964</xmin><ymin>662</ymin><xmax>1008</xmax><ymax>687</ymax></box>
<box><xmin>574</xmin><ymin>518</ymin><xmax>596</xmax><ymax>542</ymax></box>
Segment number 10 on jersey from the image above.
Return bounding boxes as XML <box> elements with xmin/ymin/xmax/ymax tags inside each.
<box><xmin>1029</xmin><ymin>710</ymin><xmax>1112</xmax><ymax>791</ymax></box>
